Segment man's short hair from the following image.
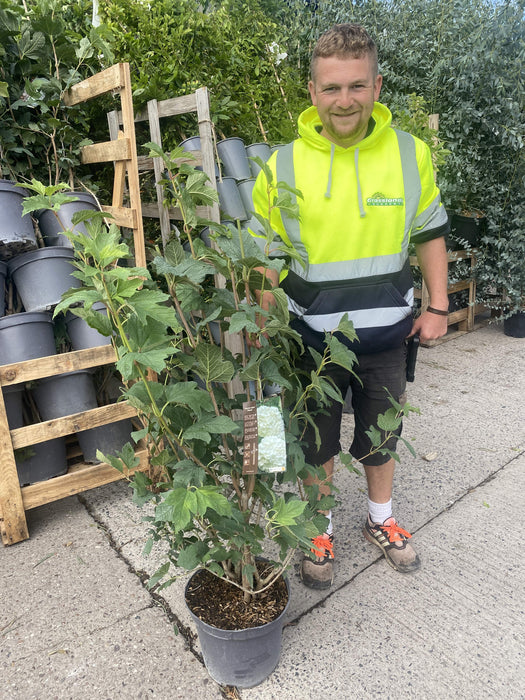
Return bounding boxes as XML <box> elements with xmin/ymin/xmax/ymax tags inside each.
<box><xmin>310</xmin><ymin>23</ymin><xmax>378</xmax><ymax>81</ymax></box>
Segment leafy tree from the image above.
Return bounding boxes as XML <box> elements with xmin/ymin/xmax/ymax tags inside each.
<box><xmin>0</xmin><ymin>0</ymin><xmax>113</xmax><ymax>184</ymax></box>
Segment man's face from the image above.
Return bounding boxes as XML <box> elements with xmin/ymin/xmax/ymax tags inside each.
<box><xmin>308</xmin><ymin>54</ymin><xmax>382</xmax><ymax>148</ymax></box>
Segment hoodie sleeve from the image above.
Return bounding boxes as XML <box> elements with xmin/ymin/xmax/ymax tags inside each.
<box><xmin>410</xmin><ymin>140</ymin><xmax>450</xmax><ymax>244</ymax></box>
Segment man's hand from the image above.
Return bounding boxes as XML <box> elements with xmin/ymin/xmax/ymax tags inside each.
<box><xmin>410</xmin><ymin>311</ymin><xmax>448</xmax><ymax>343</ymax></box>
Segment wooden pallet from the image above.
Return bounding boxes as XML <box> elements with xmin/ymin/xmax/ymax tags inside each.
<box><xmin>410</xmin><ymin>250</ymin><xmax>488</xmax><ymax>347</ymax></box>
<box><xmin>0</xmin><ymin>64</ymin><xmax>148</xmax><ymax>546</ymax></box>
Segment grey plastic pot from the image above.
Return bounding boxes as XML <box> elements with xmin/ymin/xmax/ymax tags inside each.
<box><xmin>32</xmin><ymin>370</ymin><xmax>132</xmax><ymax>464</ymax></box>
<box><xmin>36</xmin><ymin>191</ymin><xmax>101</xmax><ymax>247</ymax></box>
<box><xmin>8</xmin><ymin>246</ymin><xmax>81</xmax><ymax>312</ymax></box>
<box><xmin>217</xmin><ymin>137</ymin><xmax>251</xmax><ymax>181</ymax></box>
<box><xmin>65</xmin><ymin>302</ymin><xmax>111</xmax><ymax>351</ymax></box>
<box><xmin>0</xmin><ymin>179</ymin><xmax>38</xmax><ymax>260</ymax></box>
<box><xmin>16</xmin><ymin>438</ymin><xmax>68</xmax><ymax>486</ymax></box>
<box><xmin>179</xmin><ymin>135</ymin><xmax>202</xmax><ymax>152</ymax></box>
<box><xmin>3</xmin><ymin>384</ymin><xmax>24</xmax><ymax>429</ymax></box>
<box><xmin>237</xmin><ymin>178</ymin><xmax>256</xmax><ymax>216</ymax></box>
<box><xmin>0</xmin><ymin>261</ymin><xmax>7</xmax><ymax>317</ymax></box>
<box><xmin>270</xmin><ymin>144</ymin><xmax>285</xmax><ymax>155</ymax></box>
<box><xmin>185</xmin><ymin>570</ymin><xmax>290</xmax><ymax>688</ymax></box>
<box><xmin>216</xmin><ymin>178</ymin><xmax>247</xmax><ymax>221</ymax></box>
<box><xmin>0</xmin><ymin>312</ymin><xmax>56</xmax><ymax>365</ymax></box>
<box><xmin>246</xmin><ymin>143</ymin><xmax>271</xmax><ymax>177</ymax></box>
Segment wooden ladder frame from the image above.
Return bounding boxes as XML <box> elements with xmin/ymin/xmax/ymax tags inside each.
<box><xmin>0</xmin><ymin>64</ymin><xmax>149</xmax><ymax>545</ymax></box>
<box><xmin>107</xmin><ymin>87</ymin><xmax>220</xmax><ymax>249</ymax></box>
<box><xmin>107</xmin><ymin>90</ymin><xmax>244</xmax><ymax>393</ymax></box>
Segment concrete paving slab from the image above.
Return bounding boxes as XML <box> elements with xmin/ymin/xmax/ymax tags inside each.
<box><xmin>3</xmin><ymin>606</ymin><xmax>220</xmax><ymax>700</ymax></box>
<box><xmin>0</xmin><ymin>497</ymin><xmax>222</xmax><ymax>700</ymax></box>
<box><xmin>241</xmin><ymin>453</ymin><xmax>525</xmax><ymax>700</ymax></box>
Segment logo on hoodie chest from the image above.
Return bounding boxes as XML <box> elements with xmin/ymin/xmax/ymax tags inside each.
<box><xmin>366</xmin><ymin>191</ymin><xmax>404</xmax><ymax>207</ymax></box>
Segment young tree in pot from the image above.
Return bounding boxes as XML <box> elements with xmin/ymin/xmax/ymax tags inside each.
<box><xmin>52</xmin><ymin>150</ymin><xmax>417</xmax><ymax>686</ymax></box>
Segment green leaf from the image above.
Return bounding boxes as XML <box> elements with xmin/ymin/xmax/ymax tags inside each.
<box><xmin>177</xmin><ymin>541</ymin><xmax>210</xmax><ymax>570</ymax></box>
<box><xmin>270</xmin><ymin>497</ymin><xmax>307</xmax><ymax>526</ymax></box>
<box><xmin>164</xmin><ymin>382</ymin><xmax>214</xmax><ymax>415</ymax></box>
<box><xmin>376</xmin><ymin>407</ymin><xmax>402</xmax><ymax>433</ymax></box>
<box><xmin>147</xmin><ymin>562</ymin><xmax>170</xmax><ymax>589</ymax></box>
<box><xmin>183</xmin><ymin>415</ymin><xmax>240</xmax><ymax>442</ymax></box>
<box><xmin>193</xmin><ymin>343</ymin><xmax>235</xmax><ymax>384</ymax></box>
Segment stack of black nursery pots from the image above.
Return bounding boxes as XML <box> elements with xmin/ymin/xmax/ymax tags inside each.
<box><xmin>0</xmin><ymin>180</ymin><xmax>132</xmax><ymax>486</ymax></box>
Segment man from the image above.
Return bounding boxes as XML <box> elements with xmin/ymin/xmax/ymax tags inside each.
<box><xmin>250</xmin><ymin>23</ymin><xmax>450</xmax><ymax>589</ymax></box>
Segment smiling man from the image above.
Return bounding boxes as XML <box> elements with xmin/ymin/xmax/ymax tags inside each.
<box><xmin>250</xmin><ymin>24</ymin><xmax>450</xmax><ymax>589</ymax></box>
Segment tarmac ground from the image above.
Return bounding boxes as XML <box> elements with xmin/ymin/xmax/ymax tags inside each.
<box><xmin>1</xmin><ymin>322</ymin><xmax>524</xmax><ymax>699</ymax></box>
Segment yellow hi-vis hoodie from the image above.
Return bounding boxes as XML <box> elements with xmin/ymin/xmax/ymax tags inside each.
<box><xmin>250</xmin><ymin>102</ymin><xmax>449</xmax><ymax>354</ymax></box>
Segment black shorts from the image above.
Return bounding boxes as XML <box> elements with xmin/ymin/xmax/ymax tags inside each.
<box><xmin>300</xmin><ymin>344</ymin><xmax>407</xmax><ymax>467</ymax></box>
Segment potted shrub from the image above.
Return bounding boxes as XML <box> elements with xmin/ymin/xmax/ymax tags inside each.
<box><xmin>51</xmin><ymin>150</ymin><xmax>417</xmax><ymax>687</ymax></box>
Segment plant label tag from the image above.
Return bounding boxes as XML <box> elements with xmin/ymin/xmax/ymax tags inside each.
<box><xmin>242</xmin><ymin>400</ymin><xmax>259</xmax><ymax>475</ymax></box>
<box><xmin>255</xmin><ymin>396</ymin><xmax>286</xmax><ymax>473</ymax></box>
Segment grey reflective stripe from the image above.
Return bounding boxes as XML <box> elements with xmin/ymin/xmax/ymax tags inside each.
<box><xmin>413</xmin><ymin>192</ymin><xmax>449</xmax><ymax>233</ymax></box>
<box><xmin>289</xmin><ymin>296</ymin><xmax>414</xmax><ymax>332</ymax></box>
<box><xmin>306</xmin><ymin>251</ymin><xmax>406</xmax><ymax>282</ymax></box>
<box><xmin>275</xmin><ymin>144</ymin><xmax>309</xmax><ymax>263</ymax></box>
<box><xmin>301</xmin><ymin>305</ymin><xmax>413</xmax><ymax>333</ymax></box>
<box><xmin>394</xmin><ymin>129</ymin><xmax>420</xmax><ymax>251</ymax></box>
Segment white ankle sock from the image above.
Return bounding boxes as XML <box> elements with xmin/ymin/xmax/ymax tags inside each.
<box><xmin>325</xmin><ymin>510</ymin><xmax>333</xmax><ymax>536</ymax></box>
<box><xmin>368</xmin><ymin>498</ymin><xmax>392</xmax><ymax>524</ymax></box>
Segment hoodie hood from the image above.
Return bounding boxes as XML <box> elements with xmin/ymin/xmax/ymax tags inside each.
<box><xmin>297</xmin><ymin>101</ymin><xmax>392</xmax><ymax>151</ymax></box>
<box><xmin>297</xmin><ymin>102</ymin><xmax>393</xmax><ymax>211</ymax></box>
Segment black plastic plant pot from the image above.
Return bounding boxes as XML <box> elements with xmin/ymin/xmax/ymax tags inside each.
<box><xmin>16</xmin><ymin>438</ymin><xmax>68</xmax><ymax>486</ymax></box>
<box><xmin>448</xmin><ymin>213</ymin><xmax>486</xmax><ymax>250</ymax></box>
<box><xmin>32</xmin><ymin>370</ymin><xmax>132</xmax><ymax>464</ymax></box>
<box><xmin>0</xmin><ymin>311</ymin><xmax>56</xmax><ymax>365</ymax></box>
<box><xmin>503</xmin><ymin>310</ymin><xmax>525</xmax><ymax>338</ymax></box>
<box><xmin>36</xmin><ymin>191</ymin><xmax>101</xmax><ymax>247</ymax></box>
<box><xmin>8</xmin><ymin>246</ymin><xmax>81</xmax><ymax>312</ymax></box>
<box><xmin>0</xmin><ymin>179</ymin><xmax>38</xmax><ymax>260</ymax></box>
<box><xmin>3</xmin><ymin>384</ymin><xmax>24</xmax><ymax>429</ymax></box>
<box><xmin>0</xmin><ymin>261</ymin><xmax>7</xmax><ymax>317</ymax></box>
<box><xmin>184</xmin><ymin>570</ymin><xmax>290</xmax><ymax>688</ymax></box>
<box><xmin>65</xmin><ymin>302</ymin><xmax>112</xmax><ymax>351</ymax></box>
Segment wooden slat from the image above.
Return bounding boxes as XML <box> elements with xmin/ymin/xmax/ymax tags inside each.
<box><xmin>81</xmin><ymin>138</ymin><xmax>131</xmax><ymax>165</ymax></box>
<box><xmin>101</xmin><ymin>205</ymin><xmax>137</xmax><ymax>229</ymax></box>
<box><xmin>21</xmin><ymin>449</ymin><xmax>150</xmax><ymax>511</ymax></box>
<box><xmin>63</xmin><ymin>64</ymin><xmax>126</xmax><ymax>106</ymax></box>
<box><xmin>116</xmin><ymin>93</ymin><xmax>199</xmax><ymax>126</ymax></box>
<box><xmin>148</xmin><ymin>99</ymin><xmax>171</xmax><ymax>249</ymax></box>
<box><xmin>137</xmin><ymin>153</ymin><xmax>202</xmax><ymax>172</ymax></box>
<box><xmin>0</xmin><ymin>345</ymin><xmax>117</xmax><ymax>387</ymax></box>
<box><xmin>141</xmin><ymin>202</ymin><xmax>213</xmax><ymax>221</ymax></box>
<box><xmin>448</xmin><ymin>280</ymin><xmax>472</xmax><ymax>294</ymax></box>
<box><xmin>10</xmin><ymin>403</ymin><xmax>138</xmax><ymax>449</ymax></box>
<box><xmin>0</xmin><ymin>396</ymin><xmax>28</xmax><ymax>545</ymax></box>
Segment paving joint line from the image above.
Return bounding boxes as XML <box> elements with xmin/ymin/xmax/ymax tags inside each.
<box><xmin>287</xmin><ymin>449</ymin><xmax>524</xmax><ymax>627</ymax></box>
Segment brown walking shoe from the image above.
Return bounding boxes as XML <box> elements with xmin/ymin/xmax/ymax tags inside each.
<box><xmin>300</xmin><ymin>533</ymin><xmax>335</xmax><ymax>590</ymax></box>
<box><xmin>364</xmin><ymin>515</ymin><xmax>420</xmax><ymax>573</ymax></box>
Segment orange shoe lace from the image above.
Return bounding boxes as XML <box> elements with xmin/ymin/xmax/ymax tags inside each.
<box><xmin>380</xmin><ymin>519</ymin><xmax>412</xmax><ymax>543</ymax></box>
<box><xmin>311</xmin><ymin>534</ymin><xmax>334</xmax><ymax>559</ymax></box>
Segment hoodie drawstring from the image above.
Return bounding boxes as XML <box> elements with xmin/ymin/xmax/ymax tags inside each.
<box><xmin>324</xmin><ymin>144</ymin><xmax>366</xmax><ymax>218</ymax></box>
<box><xmin>355</xmin><ymin>148</ymin><xmax>366</xmax><ymax>218</ymax></box>
<box><xmin>324</xmin><ymin>143</ymin><xmax>335</xmax><ymax>199</ymax></box>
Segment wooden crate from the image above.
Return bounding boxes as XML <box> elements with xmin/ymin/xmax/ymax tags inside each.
<box><xmin>410</xmin><ymin>250</ymin><xmax>488</xmax><ymax>346</ymax></box>
<box><xmin>0</xmin><ymin>64</ymin><xmax>148</xmax><ymax>546</ymax></box>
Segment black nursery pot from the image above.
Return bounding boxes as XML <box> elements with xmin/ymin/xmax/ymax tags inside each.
<box><xmin>448</xmin><ymin>213</ymin><xmax>486</xmax><ymax>250</ymax></box>
<box><xmin>184</xmin><ymin>569</ymin><xmax>290</xmax><ymax>688</ymax></box>
<box><xmin>503</xmin><ymin>310</ymin><xmax>525</xmax><ymax>338</ymax></box>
